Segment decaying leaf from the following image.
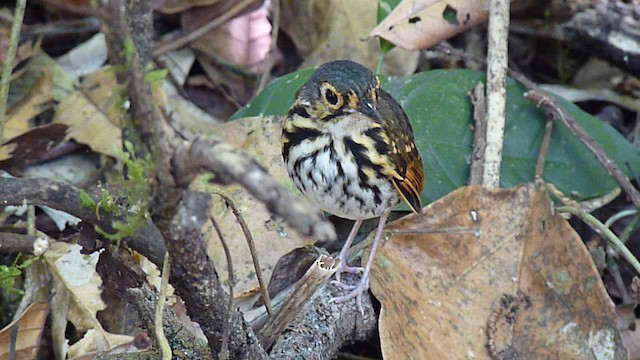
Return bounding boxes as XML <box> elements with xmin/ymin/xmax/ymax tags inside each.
<box><xmin>0</xmin><ymin>301</ymin><xmax>48</xmax><ymax>360</ymax></box>
<box><xmin>191</xmin><ymin>116</ymin><xmax>310</xmax><ymax>307</ymax></box>
<box><xmin>370</xmin><ymin>184</ymin><xmax>626</xmax><ymax>359</ymax></box>
<box><xmin>3</xmin><ymin>71</ymin><xmax>53</xmax><ymax>142</ymax></box>
<box><xmin>44</xmin><ymin>242</ymin><xmax>133</xmax><ymax>358</ymax></box>
<box><xmin>370</xmin><ymin>0</ymin><xmax>490</xmax><ymax>50</ymax></box>
<box><xmin>155</xmin><ymin>0</ymin><xmax>227</xmax><ymax>14</ymax></box>
<box><xmin>53</xmin><ymin>67</ymin><xmax>123</xmax><ymax>158</ymax></box>
<box><xmin>280</xmin><ymin>0</ymin><xmax>418</xmax><ymax>74</ymax></box>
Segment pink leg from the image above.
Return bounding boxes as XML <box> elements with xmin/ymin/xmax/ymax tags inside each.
<box><xmin>332</xmin><ymin>219</ymin><xmax>364</xmax><ymax>286</ymax></box>
<box><xmin>331</xmin><ymin>210</ymin><xmax>390</xmax><ymax>314</ymax></box>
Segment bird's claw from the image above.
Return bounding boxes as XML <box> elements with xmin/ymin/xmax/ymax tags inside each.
<box><xmin>330</xmin><ymin>277</ymin><xmax>369</xmax><ymax>315</ymax></box>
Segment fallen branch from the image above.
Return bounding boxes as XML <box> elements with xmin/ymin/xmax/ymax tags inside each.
<box><xmin>173</xmin><ymin>138</ymin><xmax>336</xmax><ymax>242</ymax></box>
<box><xmin>535</xmin><ymin>118</ymin><xmax>554</xmax><ymax>181</ymax></box>
<box><xmin>259</xmin><ymin>255</ymin><xmax>339</xmax><ymax>350</ymax></box>
<box><xmin>268</xmin><ymin>273</ymin><xmax>377</xmax><ymax>358</ymax></box>
<box><xmin>167</xmin><ymin>191</ymin><xmax>267</xmax><ymax>359</ymax></box>
<box><xmin>0</xmin><ymin>232</ymin><xmax>48</xmax><ymax>255</ymax></box>
<box><xmin>0</xmin><ymin>177</ymin><xmax>166</xmax><ymax>265</ymax></box>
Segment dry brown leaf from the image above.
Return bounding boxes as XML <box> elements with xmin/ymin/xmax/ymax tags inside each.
<box><xmin>370</xmin><ymin>185</ymin><xmax>626</xmax><ymax>359</ymax></box>
<box><xmin>0</xmin><ymin>302</ymin><xmax>48</xmax><ymax>360</ymax></box>
<box><xmin>370</xmin><ymin>0</ymin><xmax>490</xmax><ymax>50</ymax></box>
<box><xmin>0</xmin><ymin>72</ymin><xmax>54</xmax><ymax>161</ymax></box>
<box><xmin>191</xmin><ymin>116</ymin><xmax>310</xmax><ymax>307</ymax></box>
<box><xmin>280</xmin><ymin>0</ymin><xmax>418</xmax><ymax>74</ymax></box>
<box><xmin>52</xmin><ymin>68</ymin><xmax>122</xmax><ymax>158</ymax></box>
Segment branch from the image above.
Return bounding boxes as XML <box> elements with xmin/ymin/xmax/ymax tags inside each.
<box><xmin>526</xmin><ymin>90</ymin><xmax>640</xmax><ymax>209</ymax></box>
<box><xmin>0</xmin><ymin>233</ymin><xmax>49</xmax><ymax>255</ymax></box>
<box><xmin>0</xmin><ymin>177</ymin><xmax>166</xmax><ymax>266</ymax></box>
<box><xmin>268</xmin><ymin>273</ymin><xmax>377</xmax><ymax>358</ymax></box>
<box><xmin>172</xmin><ymin>138</ymin><xmax>336</xmax><ymax>242</ymax></box>
<box><xmin>167</xmin><ymin>191</ymin><xmax>267</xmax><ymax>359</ymax></box>
<box><xmin>482</xmin><ymin>0</ymin><xmax>510</xmax><ymax>188</ymax></box>
<box><xmin>468</xmin><ymin>82</ymin><xmax>487</xmax><ymax>186</ymax></box>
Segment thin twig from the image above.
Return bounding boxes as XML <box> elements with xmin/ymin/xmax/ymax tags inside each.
<box><xmin>557</xmin><ymin>205</ymin><xmax>640</xmax><ymax>275</ymax></box>
<box><xmin>0</xmin><ymin>233</ymin><xmax>48</xmax><ymax>255</ymax></box>
<box><xmin>153</xmin><ymin>0</ymin><xmax>256</xmax><ymax>56</ymax></box>
<box><xmin>211</xmin><ymin>215</ymin><xmax>234</xmax><ymax>360</ymax></box>
<box><xmin>535</xmin><ymin>118</ymin><xmax>554</xmax><ymax>181</ymax></box>
<box><xmin>436</xmin><ymin>43</ymin><xmax>640</xmax><ymax>210</ymax></box>
<box><xmin>27</xmin><ymin>205</ymin><xmax>35</xmax><ymax>236</ymax></box>
<box><xmin>483</xmin><ymin>0</ymin><xmax>510</xmax><ymax>188</ymax></box>
<box><xmin>218</xmin><ymin>194</ymin><xmax>273</xmax><ymax>317</ymax></box>
<box><xmin>469</xmin><ymin>82</ymin><xmax>487</xmax><ymax>185</ymax></box>
<box><xmin>0</xmin><ymin>0</ymin><xmax>27</xmax><ymax>142</ymax></box>
<box><xmin>256</xmin><ymin>0</ymin><xmax>280</xmax><ymax>93</ymax></box>
<box><xmin>155</xmin><ymin>252</ymin><xmax>172</xmax><ymax>360</ymax></box>
<box><xmin>526</xmin><ymin>90</ymin><xmax>640</xmax><ymax>209</ymax></box>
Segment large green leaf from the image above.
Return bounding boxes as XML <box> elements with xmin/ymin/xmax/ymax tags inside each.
<box><xmin>231</xmin><ymin>69</ymin><xmax>640</xmax><ymax>205</ymax></box>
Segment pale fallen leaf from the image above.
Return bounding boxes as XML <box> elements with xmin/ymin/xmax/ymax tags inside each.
<box><xmin>192</xmin><ymin>116</ymin><xmax>310</xmax><ymax>308</ymax></box>
<box><xmin>370</xmin><ymin>0</ymin><xmax>490</xmax><ymax>50</ymax></box>
<box><xmin>2</xmin><ymin>71</ymin><xmax>53</xmax><ymax>143</ymax></box>
<box><xmin>44</xmin><ymin>242</ymin><xmax>130</xmax><ymax>357</ymax></box>
<box><xmin>67</xmin><ymin>329</ymin><xmax>134</xmax><ymax>359</ymax></box>
<box><xmin>0</xmin><ymin>302</ymin><xmax>48</xmax><ymax>360</ymax></box>
<box><xmin>280</xmin><ymin>0</ymin><xmax>418</xmax><ymax>74</ymax></box>
<box><xmin>57</xmin><ymin>33</ymin><xmax>108</xmax><ymax>79</ymax></box>
<box><xmin>370</xmin><ymin>185</ymin><xmax>626</xmax><ymax>359</ymax></box>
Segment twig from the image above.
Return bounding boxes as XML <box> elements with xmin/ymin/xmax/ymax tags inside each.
<box><xmin>435</xmin><ymin>44</ymin><xmax>640</xmax><ymax>210</ymax></box>
<box><xmin>219</xmin><ymin>194</ymin><xmax>273</xmax><ymax>317</ymax></box>
<box><xmin>526</xmin><ymin>90</ymin><xmax>640</xmax><ymax>209</ymax></box>
<box><xmin>0</xmin><ymin>233</ymin><xmax>49</xmax><ymax>255</ymax></box>
<box><xmin>155</xmin><ymin>252</ymin><xmax>172</xmax><ymax>360</ymax></box>
<box><xmin>0</xmin><ymin>0</ymin><xmax>27</xmax><ymax>142</ymax></box>
<box><xmin>468</xmin><ymin>82</ymin><xmax>487</xmax><ymax>186</ymax></box>
<box><xmin>535</xmin><ymin>118</ymin><xmax>554</xmax><ymax>181</ymax></box>
<box><xmin>167</xmin><ymin>192</ymin><xmax>267</xmax><ymax>359</ymax></box>
<box><xmin>483</xmin><ymin>0</ymin><xmax>510</xmax><ymax>188</ymax></box>
<box><xmin>27</xmin><ymin>205</ymin><xmax>35</xmax><ymax>236</ymax></box>
<box><xmin>153</xmin><ymin>0</ymin><xmax>256</xmax><ymax>56</ymax></box>
<box><xmin>211</xmin><ymin>215</ymin><xmax>234</xmax><ymax>360</ymax></box>
<box><xmin>256</xmin><ymin>0</ymin><xmax>280</xmax><ymax>93</ymax></box>
<box><xmin>0</xmin><ymin>177</ymin><xmax>166</xmax><ymax>266</ymax></box>
<box><xmin>172</xmin><ymin>138</ymin><xmax>336</xmax><ymax>242</ymax></box>
<box><xmin>605</xmin><ymin>209</ymin><xmax>638</xmax><ymax>229</ymax></box>
<box><xmin>259</xmin><ymin>255</ymin><xmax>339</xmax><ymax>350</ymax></box>
<box><xmin>556</xmin><ymin>205</ymin><xmax>640</xmax><ymax>275</ymax></box>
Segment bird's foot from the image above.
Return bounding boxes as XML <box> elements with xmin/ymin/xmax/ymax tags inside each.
<box><xmin>330</xmin><ymin>275</ymin><xmax>370</xmax><ymax>315</ymax></box>
<box><xmin>332</xmin><ymin>262</ymin><xmax>364</xmax><ymax>285</ymax></box>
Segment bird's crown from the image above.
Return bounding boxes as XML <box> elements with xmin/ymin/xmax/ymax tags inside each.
<box><xmin>292</xmin><ymin>60</ymin><xmax>381</xmax><ymax>122</ymax></box>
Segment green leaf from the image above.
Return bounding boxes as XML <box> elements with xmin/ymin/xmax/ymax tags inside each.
<box><xmin>231</xmin><ymin>69</ymin><xmax>640</xmax><ymax>205</ymax></box>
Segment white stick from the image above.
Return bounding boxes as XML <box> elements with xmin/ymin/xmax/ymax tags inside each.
<box><xmin>482</xmin><ymin>0</ymin><xmax>510</xmax><ymax>188</ymax></box>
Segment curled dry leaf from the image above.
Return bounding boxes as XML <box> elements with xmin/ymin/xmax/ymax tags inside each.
<box><xmin>44</xmin><ymin>242</ymin><xmax>133</xmax><ymax>358</ymax></box>
<box><xmin>181</xmin><ymin>1</ymin><xmax>271</xmax><ymax>72</ymax></box>
<box><xmin>190</xmin><ymin>116</ymin><xmax>311</xmax><ymax>308</ymax></box>
<box><xmin>0</xmin><ymin>301</ymin><xmax>48</xmax><ymax>360</ymax></box>
<box><xmin>370</xmin><ymin>184</ymin><xmax>626</xmax><ymax>359</ymax></box>
<box><xmin>370</xmin><ymin>0</ymin><xmax>490</xmax><ymax>50</ymax></box>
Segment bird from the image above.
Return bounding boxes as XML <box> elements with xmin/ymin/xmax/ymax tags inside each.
<box><xmin>281</xmin><ymin>60</ymin><xmax>424</xmax><ymax>312</ymax></box>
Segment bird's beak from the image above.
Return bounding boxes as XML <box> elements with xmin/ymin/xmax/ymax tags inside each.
<box><xmin>359</xmin><ymin>102</ymin><xmax>383</xmax><ymax>122</ymax></box>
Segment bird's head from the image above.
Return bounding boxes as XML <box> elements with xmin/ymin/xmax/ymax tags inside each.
<box><xmin>291</xmin><ymin>60</ymin><xmax>382</xmax><ymax>123</ymax></box>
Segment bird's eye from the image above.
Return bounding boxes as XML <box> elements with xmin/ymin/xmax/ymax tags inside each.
<box><xmin>324</xmin><ymin>88</ymin><xmax>339</xmax><ymax>105</ymax></box>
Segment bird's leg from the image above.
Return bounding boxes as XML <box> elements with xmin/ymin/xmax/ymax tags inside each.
<box><xmin>331</xmin><ymin>210</ymin><xmax>390</xmax><ymax>314</ymax></box>
<box><xmin>333</xmin><ymin>219</ymin><xmax>364</xmax><ymax>285</ymax></box>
